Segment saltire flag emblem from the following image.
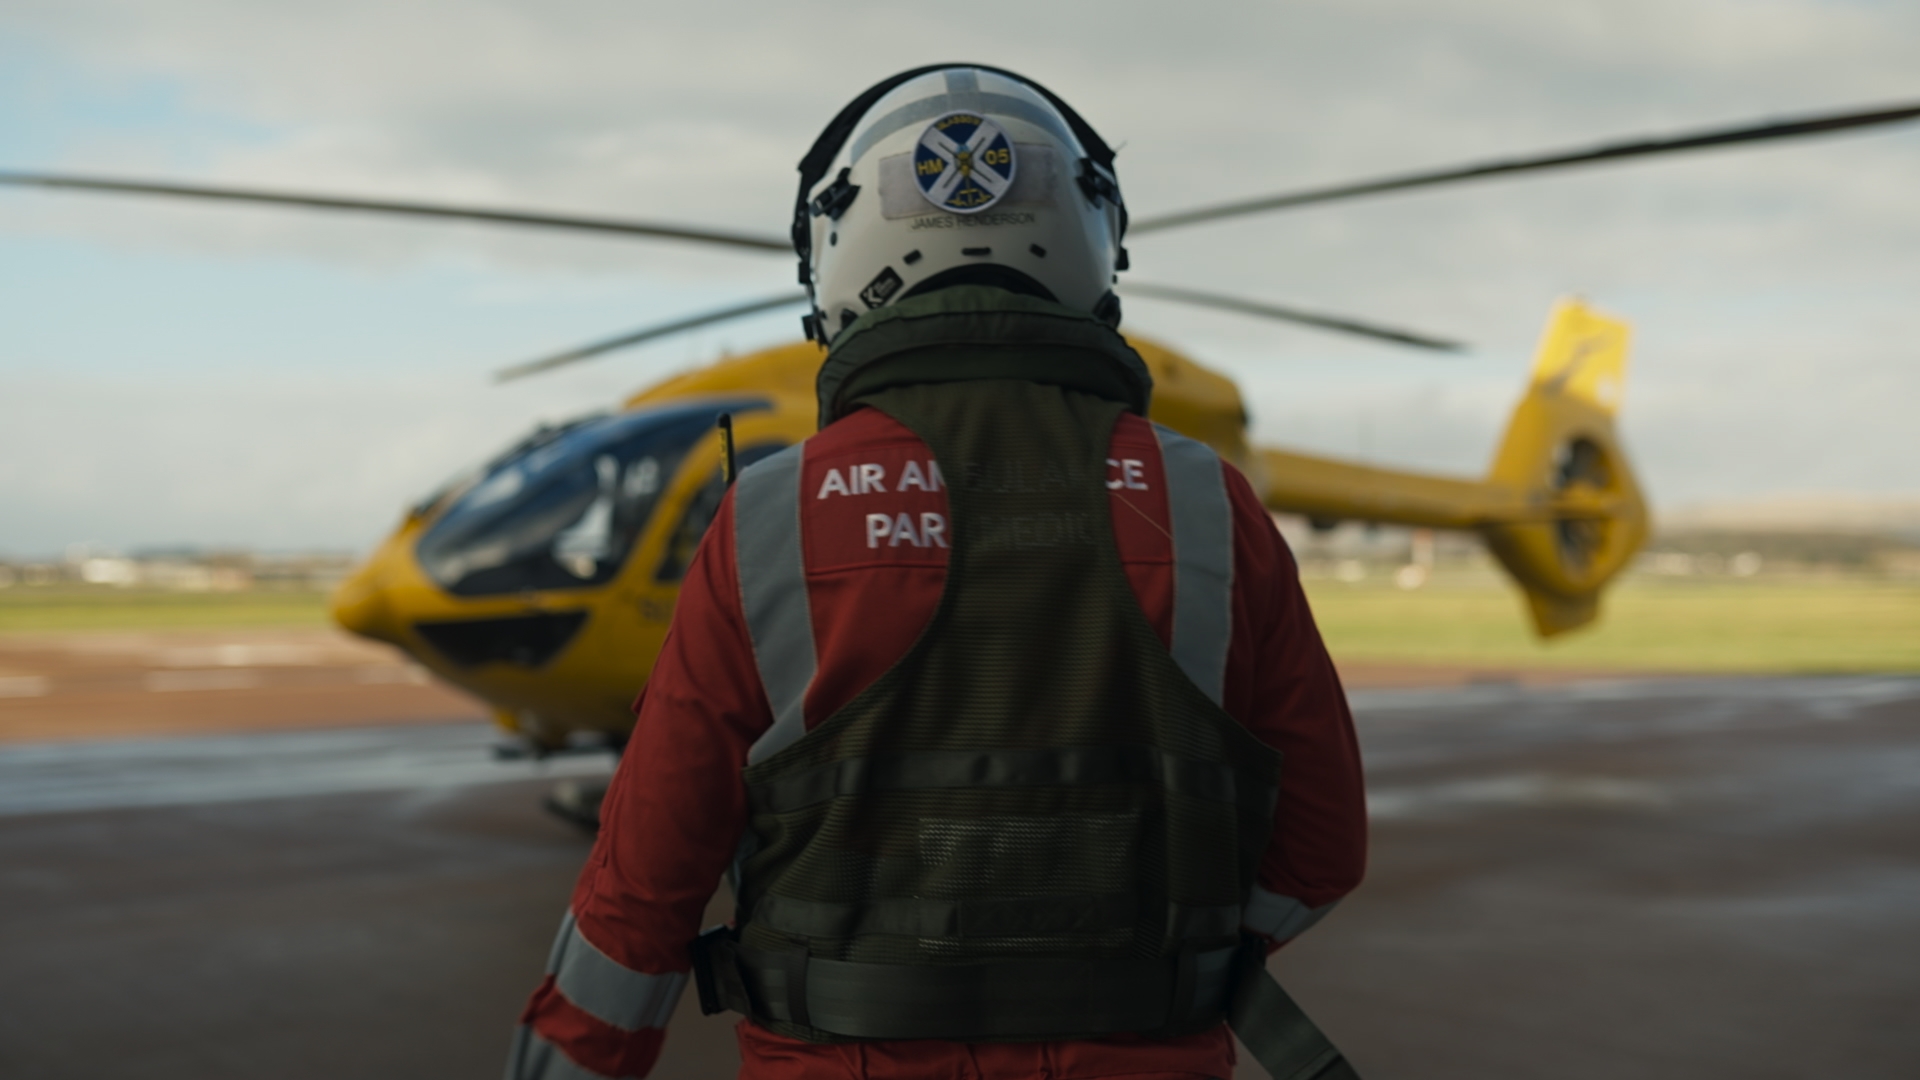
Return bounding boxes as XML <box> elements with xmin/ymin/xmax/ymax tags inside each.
<box><xmin>913</xmin><ymin>113</ymin><xmax>1016</xmax><ymax>214</ymax></box>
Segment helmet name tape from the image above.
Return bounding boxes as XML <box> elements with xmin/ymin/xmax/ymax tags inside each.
<box><xmin>915</xmin><ymin>114</ymin><xmax>1016</xmax><ymax>214</ymax></box>
<box><xmin>905</xmin><ymin>211</ymin><xmax>1038</xmax><ymax>231</ymax></box>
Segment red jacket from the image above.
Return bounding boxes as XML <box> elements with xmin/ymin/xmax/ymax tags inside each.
<box><xmin>512</xmin><ymin>406</ymin><xmax>1367</xmax><ymax>1080</ymax></box>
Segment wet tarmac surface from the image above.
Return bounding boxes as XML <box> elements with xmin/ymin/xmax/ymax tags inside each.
<box><xmin>1</xmin><ymin>676</ymin><xmax>1915</xmax><ymax>1079</ymax></box>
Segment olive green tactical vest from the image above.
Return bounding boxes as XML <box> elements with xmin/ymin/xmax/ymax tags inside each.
<box><xmin>714</xmin><ymin>373</ymin><xmax>1282</xmax><ymax>1044</ymax></box>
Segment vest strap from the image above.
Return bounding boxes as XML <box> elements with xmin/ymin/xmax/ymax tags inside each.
<box><xmin>698</xmin><ymin>929</ymin><xmax>1238</xmax><ymax>1040</ymax></box>
<box><xmin>1229</xmin><ymin>936</ymin><xmax>1361</xmax><ymax>1080</ymax></box>
<box><xmin>734</xmin><ymin>443</ymin><xmax>817</xmax><ymax>765</ymax></box>
<box><xmin>692</xmin><ymin>930</ymin><xmax>1359</xmax><ymax>1076</ymax></box>
<box><xmin>1155</xmin><ymin>424</ymin><xmax>1235</xmax><ymax>706</ymax></box>
<box><xmin>754</xmin><ymin>891</ymin><xmax>1139</xmax><ymax>940</ymax></box>
<box><xmin>748</xmin><ymin>745</ymin><xmax>1254</xmax><ymax>814</ymax></box>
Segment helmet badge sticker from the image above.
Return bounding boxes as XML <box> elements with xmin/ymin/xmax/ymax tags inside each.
<box><xmin>914</xmin><ymin>113</ymin><xmax>1016</xmax><ymax>214</ymax></box>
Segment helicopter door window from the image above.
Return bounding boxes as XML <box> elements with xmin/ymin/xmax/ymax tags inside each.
<box><xmin>416</xmin><ymin>399</ymin><xmax>768</xmax><ymax>597</ymax></box>
<box><xmin>551</xmin><ymin>455</ymin><xmax>619</xmax><ymax>578</ymax></box>
<box><xmin>654</xmin><ymin>443</ymin><xmax>788</xmax><ymax>583</ymax></box>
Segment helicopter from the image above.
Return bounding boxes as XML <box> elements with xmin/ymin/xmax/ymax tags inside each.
<box><xmin>5</xmin><ymin>96</ymin><xmax>1916</xmax><ymax>763</ymax></box>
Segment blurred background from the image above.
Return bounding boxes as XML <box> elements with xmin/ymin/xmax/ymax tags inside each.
<box><xmin>2</xmin><ymin>2</ymin><xmax>1916</xmax><ymax>1077</ymax></box>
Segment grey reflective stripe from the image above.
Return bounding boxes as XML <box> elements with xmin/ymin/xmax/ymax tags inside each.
<box><xmin>735</xmin><ymin>444</ymin><xmax>816</xmax><ymax>765</ymax></box>
<box><xmin>551</xmin><ymin>914</ymin><xmax>687</xmax><ymax>1032</ymax></box>
<box><xmin>726</xmin><ymin>826</ymin><xmax>757</xmax><ymax>900</ymax></box>
<box><xmin>1243</xmin><ymin>886</ymin><xmax>1337</xmax><ymax>943</ymax></box>
<box><xmin>543</xmin><ymin>910</ymin><xmax>577</xmax><ymax>975</ymax></box>
<box><xmin>1154</xmin><ymin>425</ymin><xmax>1234</xmax><ymax>705</ymax></box>
<box><xmin>505</xmin><ymin>1026</ymin><xmax>617</xmax><ymax>1080</ymax></box>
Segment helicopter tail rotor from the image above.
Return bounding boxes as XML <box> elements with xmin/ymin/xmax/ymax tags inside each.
<box><xmin>1479</xmin><ymin>298</ymin><xmax>1649</xmax><ymax>636</ymax></box>
<box><xmin>1247</xmin><ymin>296</ymin><xmax>1646</xmax><ymax>638</ymax></box>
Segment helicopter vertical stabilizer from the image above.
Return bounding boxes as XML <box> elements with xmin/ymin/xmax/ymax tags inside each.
<box><xmin>1478</xmin><ymin>298</ymin><xmax>1649</xmax><ymax>636</ymax></box>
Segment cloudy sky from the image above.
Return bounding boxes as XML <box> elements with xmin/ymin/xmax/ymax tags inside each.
<box><xmin>2</xmin><ymin>0</ymin><xmax>1915</xmax><ymax>556</ymax></box>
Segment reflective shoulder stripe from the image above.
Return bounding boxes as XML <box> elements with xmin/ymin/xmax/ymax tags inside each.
<box><xmin>733</xmin><ymin>442</ymin><xmax>817</xmax><ymax>765</ymax></box>
<box><xmin>505</xmin><ymin>1025</ymin><xmax>617</xmax><ymax>1080</ymax></box>
<box><xmin>543</xmin><ymin>910</ymin><xmax>578</xmax><ymax>975</ymax></box>
<box><xmin>1242</xmin><ymin>886</ymin><xmax>1338</xmax><ymax>943</ymax></box>
<box><xmin>1153</xmin><ymin>424</ymin><xmax>1234</xmax><ymax>706</ymax></box>
<box><xmin>546</xmin><ymin>910</ymin><xmax>687</xmax><ymax>1032</ymax></box>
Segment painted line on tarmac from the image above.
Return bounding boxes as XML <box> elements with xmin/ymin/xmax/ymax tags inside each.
<box><xmin>0</xmin><ymin>723</ymin><xmax>614</xmax><ymax>818</ymax></box>
<box><xmin>1351</xmin><ymin>674</ymin><xmax>1920</xmax><ymax>816</ymax></box>
<box><xmin>1367</xmin><ymin>772</ymin><xmax>1673</xmax><ymax>820</ymax></box>
<box><xmin>1350</xmin><ymin>675</ymin><xmax>1920</xmax><ymax>773</ymax></box>
<box><xmin>0</xmin><ymin>675</ymin><xmax>50</xmax><ymax>698</ymax></box>
<box><xmin>1348</xmin><ymin>673</ymin><xmax>1920</xmax><ymax>715</ymax></box>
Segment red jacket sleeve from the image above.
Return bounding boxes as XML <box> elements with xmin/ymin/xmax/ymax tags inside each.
<box><xmin>512</xmin><ymin>491</ymin><xmax>769</xmax><ymax>1080</ymax></box>
<box><xmin>1220</xmin><ymin>464</ymin><xmax>1367</xmax><ymax>946</ymax></box>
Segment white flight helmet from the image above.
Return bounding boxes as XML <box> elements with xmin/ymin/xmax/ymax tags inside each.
<box><xmin>794</xmin><ymin>65</ymin><xmax>1128</xmax><ymax>344</ymax></box>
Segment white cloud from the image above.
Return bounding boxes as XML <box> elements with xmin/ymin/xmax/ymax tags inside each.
<box><xmin>0</xmin><ymin>368</ymin><xmax>653</xmax><ymax>554</ymax></box>
<box><xmin>1</xmin><ymin>0</ymin><xmax>1917</xmax><ymax>552</ymax></box>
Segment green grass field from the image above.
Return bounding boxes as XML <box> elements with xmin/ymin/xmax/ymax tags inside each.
<box><xmin>0</xmin><ymin>586</ymin><xmax>332</xmax><ymax>634</ymax></box>
<box><xmin>4</xmin><ymin>577</ymin><xmax>1916</xmax><ymax>674</ymax></box>
<box><xmin>1303</xmin><ymin>575</ymin><xmax>1920</xmax><ymax>674</ymax></box>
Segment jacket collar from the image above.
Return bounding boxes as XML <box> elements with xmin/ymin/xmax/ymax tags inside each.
<box><xmin>815</xmin><ymin>286</ymin><xmax>1154</xmax><ymax>427</ymax></box>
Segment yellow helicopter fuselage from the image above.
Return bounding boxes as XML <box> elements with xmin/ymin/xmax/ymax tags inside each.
<box><xmin>332</xmin><ymin>300</ymin><xmax>1646</xmax><ymax>748</ymax></box>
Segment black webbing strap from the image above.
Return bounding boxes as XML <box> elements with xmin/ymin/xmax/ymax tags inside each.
<box><xmin>748</xmin><ymin>744</ymin><xmax>1248</xmax><ymax>814</ymax></box>
<box><xmin>1228</xmin><ymin>937</ymin><xmax>1361</xmax><ymax>1080</ymax></box>
<box><xmin>696</xmin><ymin>929</ymin><xmax>1236</xmax><ymax>1040</ymax></box>
<box><xmin>691</xmin><ymin>925</ymin><xmax>749</xmax><ymax>1018</ymax></box>
<box><xmin>804</xmin><ymin>954</ymin><xmax>1172</xmax><ymax>1039</ymax></box>
<box><xmin>693</xmin><ymin>931</ymin><xmax>1358</xmax><ymax>1078</ymax></box>
<box><xmin>754</xmin><ymin>891</ymin><xmax>1137</xmax><ymax>940</ymax></box>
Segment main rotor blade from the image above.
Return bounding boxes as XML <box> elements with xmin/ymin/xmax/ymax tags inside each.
<box><xmin>1121</xmin><ymin>282</ymin><xmax>1463</xmax><ymax>352</ymax></box>
<box><xmin>1133</xmin><ymin>99</ymin><xmax>1920</xmax><ymax>234</ymax></box>
<box><xmin>494</xmin><ymin>292</ymin><xmax>810</xmax><ymax>382</ymax></box>
<box><xmin>0</xmin><ymin>170</ymin><xmax>790</xmax><ymax>252</ymax></box>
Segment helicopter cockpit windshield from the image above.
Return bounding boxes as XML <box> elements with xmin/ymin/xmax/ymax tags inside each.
<box><xmin>416</xmin><ymin>398</ymin><xmax>768</xmax><ymax>596</ymax></box>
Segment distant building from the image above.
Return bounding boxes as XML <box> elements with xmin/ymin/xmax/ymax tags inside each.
<box><xmin>0</xmin><ymin>547</ymin><xmax>360</xmax><ymax>591</ymax></box>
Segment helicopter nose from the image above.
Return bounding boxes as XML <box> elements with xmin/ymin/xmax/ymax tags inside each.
<box><xmin>329</xmin><ymin>561</ymin><xmax>397</xmax><ymax>644</ymax></box>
